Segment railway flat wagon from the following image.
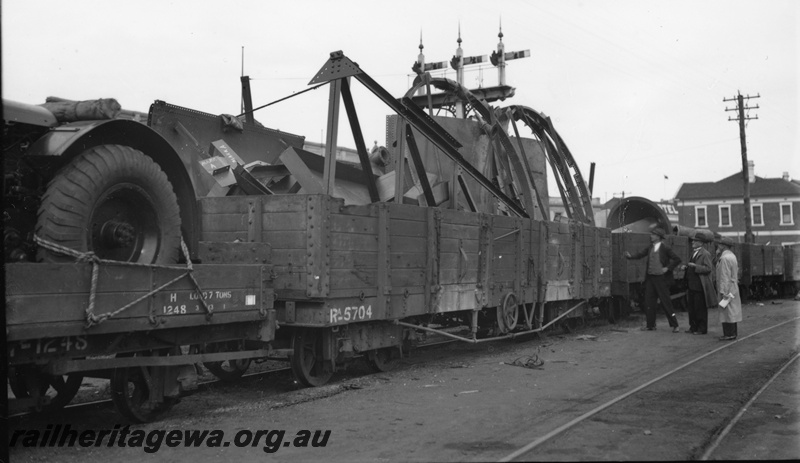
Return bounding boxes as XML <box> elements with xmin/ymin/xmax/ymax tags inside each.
<box><xmin>6</xmin><ymin>259</ymin><xmax>275</xmax><ymax>422</ymax></box>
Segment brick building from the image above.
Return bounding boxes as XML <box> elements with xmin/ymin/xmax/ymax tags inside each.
<box><xmin>675</xmin><ymin>163</ymin><xmax>800</xmax><ymax>245</ymax></box>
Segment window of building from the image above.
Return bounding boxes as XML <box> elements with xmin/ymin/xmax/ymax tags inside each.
<box><xmin>751</xmin><ymin>204</ymin><xmax>764</xmax><ymax>226</ymax></box>
<box><xmin>719</xmin><ymin>205</ymin><xmax>731</xmax><ymax>227</ymax></box>
<box><xmin>695</xmin><ymin>205</ymin><xmax>707</xmax><ymax>227</ymax></box>
<box><xmin>780</xmin><ymin>202</ymin><xmax>794</xmax><ymax>226</ymax></box>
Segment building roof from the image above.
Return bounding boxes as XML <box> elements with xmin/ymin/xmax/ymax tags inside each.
<box><xmin>601</xmin><ymin>197</ymin><xmax>622</xmax><ymax>210</ymax></box>
<box><xmin>675</xmin><ymin>171</ymin><xmax>800</xmax><ymax>200</ymax></box>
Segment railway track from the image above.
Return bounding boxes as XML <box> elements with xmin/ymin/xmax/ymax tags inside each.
<box><xmin>700</xmin><ymin>349</ymin><xmax>800</xmax><ymax>460</ymax></box>
<box><xmin>498</xmin><ymin>316</ymin><xmax>800</xmax><ymax>461</ymax></box>
<box><xmin>7</xmin><ymin>335</ymin><xmax>461</xmax><ymax>422</ymax></box>
<box><xmin>6</xmin><ymin>365</ymin><xmax>294</xmax><ymax>420</ymax></box>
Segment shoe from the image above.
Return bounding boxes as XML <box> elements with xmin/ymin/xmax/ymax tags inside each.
<box><xmin>719</xmin><ymin>335</ymin><xmax>736</xmax><ymax>341</ymax></box>
<box><xmin>640</xmin><ymin>326</ymin><xmax>656</xmax><ymax>331</ymax></box>
<box><xmin>693</xmin><ymin>331</ymin><xmax>707</xmax><ymax>335</ymax></box>
<box><xmin>672</xmin><ymin>327</ymin><xmax>680</xmax><ymax>333</ymax></box>
<box><xmin>685</xmin><ymin>329</ymin><xmax>694</xmax><ymax>333</ymax></box>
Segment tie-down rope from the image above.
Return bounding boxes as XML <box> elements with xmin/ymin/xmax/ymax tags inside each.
<box><xmin>33</xmin><ymin>235</ymin><xmax>211</xmax><ymax>327</ymax></box>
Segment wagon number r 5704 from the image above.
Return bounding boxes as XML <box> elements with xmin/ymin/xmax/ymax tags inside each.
<box><xmin>329</xmin><ymin>305</ymin><xmax>372</xmax><ymax>324</ymax></box>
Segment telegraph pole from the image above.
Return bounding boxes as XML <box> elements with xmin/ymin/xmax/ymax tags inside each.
<box><xmin>724</xmin><ymin>91</ymin><xmax>759</xmax><ymax>244</ymax></box>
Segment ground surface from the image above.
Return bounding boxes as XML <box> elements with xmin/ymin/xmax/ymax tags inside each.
<box><xmin>7</xmin><ymin>299</ymin><xmax>800</xmax><ymax>462</ymax></box>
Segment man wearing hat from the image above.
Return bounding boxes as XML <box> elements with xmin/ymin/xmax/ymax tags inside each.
<box><xmin>715</xmin><ymin>237</ymin><xmax>742</xmax><ymax>340</ymax></box>
<box><xmin>685</xmin><ymin>231</ymin><xmax>716</xmax><ymax>334</ymax></box>
<box><xmin>625</xmin><ymin>226</ymin><xmax>682</xmax><ymax>332</ymax></box>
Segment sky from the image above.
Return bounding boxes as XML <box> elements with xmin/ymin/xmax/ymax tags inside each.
<box><xmin>3</xmin><ymin>0</ymin><xmax>798</xmax><ymax>204</ymax></box>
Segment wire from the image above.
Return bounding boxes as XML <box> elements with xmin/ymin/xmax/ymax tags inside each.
<box><xmin>237</xmin><ymin>82</ymin><xmax>327</xmax><ymax>117</ymax></box>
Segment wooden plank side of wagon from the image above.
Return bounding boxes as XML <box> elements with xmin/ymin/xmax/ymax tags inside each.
<box><xmin>201</xmin><ymin>195</ymin><xmax>310</xmax><ymax>299</ymax></box>
<box><xmin>488</xmin><ymin>214</ymin><xmax>529</xmax><ymax>307</ymax></box>
<box><xmin>764</xmin><ymin>245</ymin><xmax>785</xmax><ymax>278</ymax></box>
<box><xmin>433</xmin><ymin>208</ymin><xmax>484</xmax><ymax>313</ymax></box>
<box><xmin>6</xmin><ymin>262</ymin><xmax>273</xmax><ymax>341</ymax></box>
<box><xmin>785</xmin><ymin>244</ymin><xmax>800</xmax><ymax>282</ymax></box>
<box><xmin>581</xmin><ymin>225</ymin><xmax>612</xmax><ymax>299</ymax></box>
<box><xmin>610</xmin><ymin>232</ymin><xmax>650</xmax><ymax>297</ymax></box>
<box><xmin>542</xmin><ymin>221</ymin><xmax>577</xmax><ymax>301</ymax></box>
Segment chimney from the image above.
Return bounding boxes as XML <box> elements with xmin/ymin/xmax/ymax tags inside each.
<box><xmin>747</xmin><ymin>160</ymin><xmax>755</xmax><ymax>183</ymax></box>
<box><xmin>783</xmin><ymin>171</ymin><xmax>791</xmax><ymax>182</ymax></box>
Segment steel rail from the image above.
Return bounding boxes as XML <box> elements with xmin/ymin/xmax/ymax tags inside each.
<box><xmin>498</xmin><ymin>315</ymin><xmax>800</xmax><ymax>462</ymax></box>
<box><xmin>7</xmin><ymin>365</ymin><xmax>293</xmax><ymax>420</ymax></box>
<box><xmin>699</xmin><ymin>349</ymin><xmax>800</xmax><ymax>460</ymax></box>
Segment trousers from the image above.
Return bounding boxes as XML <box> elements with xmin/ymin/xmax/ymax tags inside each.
<box><xmin>644</xmin><ymin>274</ymin><xmax>678</xmax><ymax>329</ymax></box>
<box><xmin>722</xmin><ymin>322</ymin><xmax>738</xmax><ymax>338</ymax></box>
<box><xmin>687</xmin><ymin>289</ymin><xmax>708</xmax><ymax>333</ymax></box>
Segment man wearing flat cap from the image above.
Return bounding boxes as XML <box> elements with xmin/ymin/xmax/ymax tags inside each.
<box><xmin>715</xmin><ymin>237</ymin><xmax>742</xmax><ymax>340</ymax></box>
<box><xmin>685</xmin><ymin>231</ymin><xmax>716</xmax><ymax>334</ymax></box>
<box><xmin>625</xmin><ymin>226</ymin><xmax>682</xmax><ymax>332</ymax></box>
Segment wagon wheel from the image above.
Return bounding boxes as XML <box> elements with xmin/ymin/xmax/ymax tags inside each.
<box><xmin>289</xmin><ymin>328</ymin><xmax>333</xmax><ymax>387</ymax></box>
<box><xmin>111</xmin><ymin>350</ymin><xmax>179</xmax><ymax>423</ymax></box>
<box><xmin>36</xmin><ymin>144</ymin><xmax>181</xmax><ymax>264</ymax></box>
<box><xmin>9</xmin><ymin>366</ymin><xmax>83</xmax><ymax>411</ymax></box>
<box><xmin>367</xmin><ymin>347</ymin><xmax>400</xmax><ymax>372</ymax></box>
<box><xmin>497</xmin><ymin>293</ymin><xmax>520</xmax><ymax>333</ymax></box>
<box><xmin>202</xmin><ymin>341</ymin><xmax>252</xmax><ymax>382</ymax></box>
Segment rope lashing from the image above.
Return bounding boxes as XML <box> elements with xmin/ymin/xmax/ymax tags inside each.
<box><xmin>33</xmin><ymin>235</ymin><xmax>211</xmax><ymax>328</ymax></box>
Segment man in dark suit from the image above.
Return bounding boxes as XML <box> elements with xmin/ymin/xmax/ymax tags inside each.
<box><xmin>625</xmin><ymin>227</ymin><xmax>682</xmax><ymax>332</ymax></box>
<box><xmin>684</xmin><ymin>231</ymin><xmax>716</xmax><ymax>334</ymax></box>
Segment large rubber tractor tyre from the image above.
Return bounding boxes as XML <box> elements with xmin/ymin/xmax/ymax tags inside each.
<box><xmin>35</xmin><ymin>145</ymin><xmax>182</xmax><ymax>264</ymax></box>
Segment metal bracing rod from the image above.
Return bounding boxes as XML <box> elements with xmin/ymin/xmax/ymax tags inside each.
<box><xmin>340</xmin><ymin>78</ymin><xmax>380</xmax><ymax>202</ymax></box>
<box><xmin>236</xmin><ymin>82</ymin><xmax>327</xmax><ymax>118</ymax></box>
<box><xmin>354</xmin><ymin>70</ymin><xmax>528</xmax><ymax>217</ymax></box>
<box><xmin>405</xmin><ymin>124</ymin><xmax>436</xmax><ymax>206</ymax></box>
<box><xmin>321</xmin><ymin>79</ymin><xmax>342</xmax><ymax>196</ymax></box>
<box><xmin>457</xmin><ymin>174</ymin><xmax>477</xmax><ymax>212</ymax></box>
<box><xmin>45</xmin><ymin>349</ymin><xmax>274</xmax><ymax>375</ymax></box>
<box><xmin>494</xmin><ymin>228</ymin><xmax>520</xmax><ymax>241</ymax></box>
<box><xmin>392</xmin><ymin>300</ymin><xmax>587</xmax><ymax>344</ymax></box>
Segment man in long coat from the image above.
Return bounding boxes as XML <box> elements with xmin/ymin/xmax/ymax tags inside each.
<box><xmin>715</xmin><ymin>237</ymin><xmax>742</xmax><ymax>340</ymax></box>
<box><xmin>625</xmin><ymin>226</ymin><xmax>682</xmax><ymax>332</ymax></box>
<box><xmin>685</xmin><ymin>231</ymin><xmax>716</xmax><ymax>334</ymax></box>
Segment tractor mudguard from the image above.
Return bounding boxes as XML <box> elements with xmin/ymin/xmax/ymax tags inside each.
<box><xmin>27</xmin><ymin>119</ymin><xmax>200</xmax><ymax>259</ymax></box>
